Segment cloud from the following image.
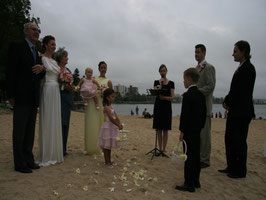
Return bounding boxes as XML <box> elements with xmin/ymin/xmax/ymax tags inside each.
<box><xmin>31</xmin><ymin>0</ymin><xmax>266</xmax><ymax>98</ymax></box>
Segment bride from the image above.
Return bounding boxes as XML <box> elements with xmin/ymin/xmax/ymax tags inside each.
<box><xmin>36</xmin><ymin>35</ymin><xmax>64</xmax><ymax>166</ymax></box>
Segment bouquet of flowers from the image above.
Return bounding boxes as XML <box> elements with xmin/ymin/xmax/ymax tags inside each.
<box><xmin>59</xmin><ymin>69</ymin><xmax>73</xmax><ymax>91</ymax></box>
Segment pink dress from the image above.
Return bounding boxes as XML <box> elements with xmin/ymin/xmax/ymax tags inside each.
<box><xmin>98</xmin><ymin>108</ymin><xmax>119</xmax><ymax>149</ymax></box>
<box><xmin>80</xmin><ymin>78</ymin><xmax>97</xmax><ymax>99</ymax></box>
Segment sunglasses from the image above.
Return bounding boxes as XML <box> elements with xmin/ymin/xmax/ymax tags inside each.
<box><xmin>29</xmin><ymin>27</ymin><xmax>41</xmax><ymax>33</ymax></box>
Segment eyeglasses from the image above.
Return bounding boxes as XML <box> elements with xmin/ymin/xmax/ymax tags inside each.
<box><xmin>29</xmin><ymin>27</ymin><xmax>41</xmax><ymax>33</ymax></box>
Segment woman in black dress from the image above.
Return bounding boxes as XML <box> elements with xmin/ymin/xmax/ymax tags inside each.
<box><xmin>153</xmin><ymin>64</ymin><xmax>175</xmax><ymax>155</ymax></box>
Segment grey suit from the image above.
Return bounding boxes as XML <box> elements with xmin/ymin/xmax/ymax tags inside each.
<box><xmin>197</xmin><ymin>61</ymin><xmax>216</xmax><ymax>165</ymax></box>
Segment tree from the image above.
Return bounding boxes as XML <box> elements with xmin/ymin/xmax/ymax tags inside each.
<box><xmin>72</xmin><ymin>68</ymin><xmax>82</xmax><ymax>101</ymax></box>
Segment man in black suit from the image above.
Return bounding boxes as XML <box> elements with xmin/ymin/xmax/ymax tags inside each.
<box><xmin>6</xmin><ymin>22</ymin><xmax>46</xmax><ymax>173</ymax></box>
<box><xmin>219</xmin><ymin>40</ymin><xmax>256</xmax><ymax>178</ymax></box>
<box><xmin>175</xmin><ymin>68</ymin><xmax>206</xmax><ymax>192</ymax></box>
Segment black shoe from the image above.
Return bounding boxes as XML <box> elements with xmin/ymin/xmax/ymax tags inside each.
<box><xmin>194</xmin><ymin>182</ymin><xmax>201</xmax><ymax>188</ymax></box>
<box><xmin>200</xmin><ymin>162</ymin><xmax>210</xmax><ymax>168</ymax></box>
<box><xmin>227</xmin><ymin>173</ymin><xmax>246</xmax><ymax>179</ymax></box>
<box><xmin>175</xmin><ymin>184</ymin><xmax>195</xmax><ymax>192</ymax></box>
<box><xmin>218</xmin><ymin>168</ymin><xmax>230</xmax><ymax>174</ymax></box>
<box><xmin>15</xmin><ymin>167</ymin><xmax>32</xmax><ymax>173</ymax></box>
<box><xmin>63</xmin><ymin>152</ymin><xmax>69</xmax><ymax>157</ymax></box>
<box><xmin>28</xmin><ymin>163</ymin><xmax>40</xmax><ymax>169</ymax></box>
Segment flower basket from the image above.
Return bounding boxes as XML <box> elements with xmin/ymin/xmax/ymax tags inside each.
<box><xmin>171</xmin><ymin>140</ymin><xmax>187</xmax><ymax>166</ymax></box>
<box><xmin>116</xmin><ymin>130</ymin><xmax>129</xmax><ymax>147</ymax></box>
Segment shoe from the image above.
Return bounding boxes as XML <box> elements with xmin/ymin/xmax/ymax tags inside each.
<box><xmin>64</xmin><ymin>152</ymin><xmax>69</xmax><ymax>157</ymax></box>
<box><xmin>15</xmin><ymin>167</ymin><xmax>32</xmax><ymax>173</ymax></box>
<box><xmin>175</xmin><ymin>184</ymin><xmax>195</xmax><ymax>192</ymax></box>
<box><xmin>28</xmin><ymin>163</ymin><xmax>40</xmax><ymax>169</ymax></box>
<box><xmin>200</xmin><ymin>162</ymin><xmax>210</xmax><ymax>168</ymax></box>
<box><xmin>194</xmin><ymin>182</ymin><xmax>201</xmax><ymax>188</ymax></box>
<box><xmin>227</xmin><ymin>173</ymin><xmax>246</xmax><ymax>179</ymax></box>
<box><xmin>218</xmin><ymin>168</ymin><xmax>230</xmax><ymax>174</ymax></box>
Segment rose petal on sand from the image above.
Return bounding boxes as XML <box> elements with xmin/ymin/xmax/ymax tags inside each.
<box><xmin>109</xmin><ymin>187</ymin><xmax>115</xmax><ymax>192</ymax></box>
<box><xmin>76</xmin><ymin>168</ymin><xmax>80</xmax><ymax>174</ymax></box>
<box><xmin>153</xmin><ymin>177</ymin><xmax>158</xmax><ymax>182</ymax></box>
<box><xmin>112</xmin><ymin>182</ymin><xmax>116</xmax><ymax>185</ymax></box>
<box><xmin>94</xmin><ymin>171</ymin><xmax>100</xmax><ymax>174</ymax></box>
<box><xmin>161</xmin><ymin>190</ymin><xmax>165</xmax><ymax>193</ymax></box>
<box><xmin>83</xmin><ymin>185</ymin><xmax>88</xmax><ymax>191</ymax></box>
<box><xmin>113</xmin><ymin>175</ymin><xmax>117</xmax><ymax>179</ymax></box>
<box><xmin>83</xmin><ymin>163</ymin><xmax>87</xmax><ymax>167</ymax></box>
<box><xmin>67</xmin><ymin>184</ymin><xmax>73</xmax><ymax>188</ymax></box>
<box><xmin>148</xmin><ymin>177</ymin><xmax>153</xmax><ymax>181</ymax></box>
<box><xmin>94</xmin><ymin>179</ymin><xmax>98</xmax><ymax>184</ymax></box>
<box><xmin>53</xmin><ymin>190</ymin><xmax>59</xmax><ymax>196</ymax></box>
<box><xmin>126</xmin><ymin>189</ymin><xmax>132</xmax><ymax>192</ymax></box>
<box><xmin>123</xmin><ymin>183</ymin><xmax>128</xmax><ymax>187</ymax></box>
<box><xmin>123</xmin><ymin>167</ymin><xmax>128</xmax><ymax>171</ymax></box>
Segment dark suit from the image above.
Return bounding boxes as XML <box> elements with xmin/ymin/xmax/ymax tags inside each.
<box><xmin>6</xmin><ymin>39</ymin><xmax>45</xmax><ymax>170</ymax></box>
<box><xmin>223</xmin><ymin>59</ymin><xmax>256</xmax><ymax>177</ymax></box>
<box><xmin>179</xmin><ymin>86</ymin><xmax>206</xmax><ymax>186</ymax></box>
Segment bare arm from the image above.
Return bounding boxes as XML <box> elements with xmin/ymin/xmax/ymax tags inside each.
<box><xmin>105</xmin><ymin>106</ymin><xmax>122</xmax><ymax>129</ymax></box>
<box><xmin>108</xmin><ymin>80</ymin><xmax>113</xmax><ymax>89</ymax></box>
<box><xmin>160</xmin><ymin>88</ymin><xmax>174</xmax><ymax>101</ymax></box>
<box><xmin>92</xmin><ymin>79</ymin><xmax>100</xmax><ymax>88</ymax></box>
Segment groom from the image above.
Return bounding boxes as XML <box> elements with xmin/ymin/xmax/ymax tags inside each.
<box><xmin>6</xmin><ymin>22</ymin><xmax>46</xmax><ymax>173</ymax></box>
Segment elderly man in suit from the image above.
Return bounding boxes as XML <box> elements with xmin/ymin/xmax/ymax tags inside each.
<box><xmin>219</xmin><ymin>41</ymin><xmax>256</xmax><ymax>178</ymax></box>
<box><xmin>6</xmin><ymin>22</ymin><xmax>46</xmax><ymax>173</ymax></box>
<box><xmin>195</xmin><ymin>44</ymin><xmax>216</xmax><ymax>168</ymax></box>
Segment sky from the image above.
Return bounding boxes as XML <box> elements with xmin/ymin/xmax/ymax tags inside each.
<box><xmin>31</xmin><ymin>0</ymin><xmax>266</xmax><ymax>98</ymax></box>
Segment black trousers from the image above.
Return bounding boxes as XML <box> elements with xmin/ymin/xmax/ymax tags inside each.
<box><xmin>184</xmin><ymin>132</ymin><xmax>201</xmax><ymax>186</ymax></box>
<box><xmin>13</xmin><ymin>105</ymin><xmax>37</xmax><ymax>169</ymax></box>
<box><xmin>225</xmin><ymin>114</ymin><xmax>252</xmax><ymax>176</ymax></box>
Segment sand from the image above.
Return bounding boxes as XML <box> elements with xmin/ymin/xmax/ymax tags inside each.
<box><xmin>0</xmin><ymin>110</ymin><xmax>266</xmax><ymax>200</ymax></box>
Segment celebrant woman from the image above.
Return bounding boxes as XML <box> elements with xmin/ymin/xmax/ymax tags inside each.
<box><xmin>152</xmin><ymin>64</ymin><xmax>175</xmax><ymax>156</ymax></box>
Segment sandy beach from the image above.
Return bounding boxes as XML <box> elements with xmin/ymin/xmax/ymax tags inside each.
<box><xmin>0</xmin><ymin>109</ymin><xmax>266</xmax><ymax>200</ymax></box>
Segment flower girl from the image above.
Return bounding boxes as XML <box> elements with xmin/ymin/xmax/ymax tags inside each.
<box><xmin>98</xmin><ymin>88</ymin><xmax>123</xmax><ymax>168</ymax></box>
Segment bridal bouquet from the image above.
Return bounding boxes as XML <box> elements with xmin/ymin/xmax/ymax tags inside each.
<box><xmin>59</xmin><ymin>69</ymin><xmax>73</xmax><ymax>91</ymax></box>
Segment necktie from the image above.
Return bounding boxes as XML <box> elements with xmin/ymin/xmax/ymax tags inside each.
<box><xmin>31</xmin><ymin>46</ymin><xmax>36</xmax><ymax>63</ymax></box>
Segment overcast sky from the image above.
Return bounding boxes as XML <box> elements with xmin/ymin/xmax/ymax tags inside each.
<box><xmin>31</xmin><ymin>0</ymin><xmax>266</xmax><ymax>98</ymax></box>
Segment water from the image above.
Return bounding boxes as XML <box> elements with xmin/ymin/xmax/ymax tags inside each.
<box><xmin>113</xmin><ymin>103</ymin><xmax>266</xmax><ymax>118</ymax></box>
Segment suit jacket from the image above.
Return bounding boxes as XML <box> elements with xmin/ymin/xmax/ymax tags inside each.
<box><xmin>197</xmin><ymin>62</ymin><xmax>216</xmax><ymax>116</ymax></box>
<box><xmin>6</xmin><ymin>39</ymin><xmax>45</xmax><ymax>106</ymax></box>
<box><xmin>179</xmin><ymin>86</ymin><xmax>207</xmax><ymax>134</ymax></box>
<box><xmin>224</xmin><ymin>60</ymin><xmax>256</xmax><ymax>118</ymax></box>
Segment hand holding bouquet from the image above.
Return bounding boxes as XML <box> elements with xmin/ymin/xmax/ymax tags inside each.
<box><xmin>59</xmin><ymin>69</ymin><xmax>73</xmax><ymax>91</ymax></box>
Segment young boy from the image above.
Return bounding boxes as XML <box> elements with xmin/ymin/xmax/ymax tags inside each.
<box><xmin>175</xmin><ymin>68</ymin><xmax>206</xmax><ymax>192</ymax></box>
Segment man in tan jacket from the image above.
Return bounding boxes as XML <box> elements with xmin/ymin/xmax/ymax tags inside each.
<box><xmin>195</xmin><ymin>44</ymin><xmax>216</xmax><ymax>168</ymax></box>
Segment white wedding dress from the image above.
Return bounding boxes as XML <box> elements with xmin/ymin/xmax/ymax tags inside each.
<box><xmin>36</xmin><ymin>56</ymin><xmax>64</xmax><ymax>166</ymax></box>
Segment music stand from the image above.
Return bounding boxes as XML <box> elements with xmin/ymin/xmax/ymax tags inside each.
<box><xmin>145</xmin><ymin>89</ymin><xmax>169</xmax><ymax>160</ymax></box>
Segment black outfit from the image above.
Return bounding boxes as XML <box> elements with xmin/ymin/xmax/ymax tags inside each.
<box><xmin>152</xmin><ymin>80</ymin><xmax>174</xmax><ymax>130</ymax></box>
<box><xmin>60</xmin><ymin>68</ymin><xmax>74</xmax><ymax>156</ymax></box>
<box><xmin>223</xmin><ymin>60</ymin><xmax>256</xmax><ymax>177</ymax></box>
<box><xmin>6</xmin><ymin>39</ymin><xmax>45</xmax><ymax>171</ymax></box>
<box><xmin>179</xmin><ymin>86</ymin><xmax>206</xmax><ymax>188</ymax></box>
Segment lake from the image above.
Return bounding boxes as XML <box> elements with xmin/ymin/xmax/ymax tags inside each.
<box><xmin>113</xmin><ymin>104</ymin><xmax>266</xmax><ymax>119</ymax></box>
